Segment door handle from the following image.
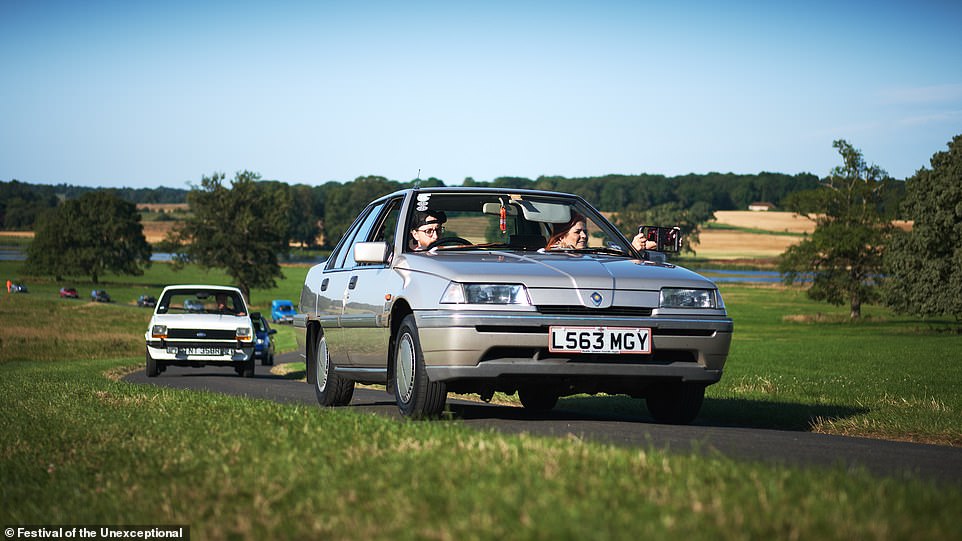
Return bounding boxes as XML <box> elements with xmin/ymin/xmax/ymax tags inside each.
<box><xmin>321</xmin><ymin>278</ymin><xmax>329</xmax><ymax>291</ymax></box>
<box><xmin>348</xmin><ymin>276</ymin><xmax>358</xmax><ymax>290</ymax></box>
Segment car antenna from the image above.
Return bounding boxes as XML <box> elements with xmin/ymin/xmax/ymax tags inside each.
<box><xmin>414</xmin><ymin>169</ymin><xmax>421</xmax><ymax>190</ymax></box>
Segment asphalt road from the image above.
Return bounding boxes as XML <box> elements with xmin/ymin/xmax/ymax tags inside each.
<box><xmin>125</xmin><ymin>351</ymin><xmax>962</xmax><ymax>485</ymax></box>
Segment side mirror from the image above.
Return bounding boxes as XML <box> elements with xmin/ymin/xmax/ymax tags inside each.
<box><xmin>269</xmin><ymin>329</ymin><xmax>277</xmax><ymax>335</ymax></box>
<box><xmin>354</xmin><ymin>241</ymin><xmax>390</xmax><ymax>263</ymax></box>
<box><xmin>639</xmin><ymin>226</ymin><xmax>682</xmax><ymax>253</ymax></box>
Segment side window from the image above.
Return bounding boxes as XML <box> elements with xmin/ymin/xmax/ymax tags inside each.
<box><xmin>372</xmin><ymin>198</ymin><xmax>402</xmax><ymax>247</ymax></box>
<box><xmin>327</xmin><ymin>203</ymin><xmax>384</xmax><ymax>271</ymax></box>
<box><xmin>340</xmin><ymin>201</ymin><xmax>386</xmax><ymax>269</ymax></box>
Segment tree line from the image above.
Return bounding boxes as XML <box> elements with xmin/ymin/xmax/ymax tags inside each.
<box><xmin>3</xmin><ymin>170</ymin><xmax>889</xmax><ymax>250</ymax></box>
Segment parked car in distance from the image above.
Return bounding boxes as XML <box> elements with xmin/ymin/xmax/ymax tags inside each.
<box><xmin>254</xmin><ymin>315</ymin><xmax>277</xmax><ymax>366</ymax></box>
<box><xmin>271</xmin><ymin>300</ymin><xmax>296</xmax><ymax>324</ymax></box>
<box><xmin>90</xmin><ymin>289</ymin><xmax>111</xmax><ymax>302</ymax></box>
<box><xmin>145</xmin><ymin>285</ymin><xmax>256</xmax><ymax>378</ymax></box>
<box><xmin>297</xmin><ymin>187</ymin><xmax>733</xmax><ymax>423</ymax></box>
<box><xmin>59</xmin><ymin>287</ymin><xmax>79</xmax><ymax>299</ymax></box>
<box><xmin>10</xmin><ymin>283</ymin><xmax>28</xmax><ymax>293</ymax></box>
<box><xmin>137</xmin><ymin>294</ymin><xmax>157</xmax><ymax>308</ymax></box>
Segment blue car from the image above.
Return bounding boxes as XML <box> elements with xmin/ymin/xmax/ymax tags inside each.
<box><xmin>253</xmin><ymin>315</ymin><xmax>277</xmax><ymax>366</ymax></box>
<box><xmin>271</xmin><ymin>299</ymin><xmax>296</xmax><ymax>324</ymax></box>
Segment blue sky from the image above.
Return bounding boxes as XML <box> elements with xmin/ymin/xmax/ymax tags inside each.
<box><xmin>2</xmin><ymin>0</ymin><xmax>960</xmax><ymax>189</ymax></box>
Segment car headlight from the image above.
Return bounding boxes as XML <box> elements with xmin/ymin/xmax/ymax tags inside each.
<box><xmin>440</xmin><ymin>283</ymin><xmax>531</xmax><ymax>305</ymax></box>
<box><xmin>151</xmin><ymin>325</ymin><xmax>167</xmax><ymax>339</ymax></box>
<box><xmin>236</xmin><ymin>327</ymin><xmax>253</xmax><ymax>341</ymax></box>
<box><xmin>659</xmin><ymin>288</ymin><xmax>720</xmax><ymax>309</ymax></box>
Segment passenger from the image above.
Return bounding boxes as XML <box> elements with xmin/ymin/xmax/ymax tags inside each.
<box><xmin>548</xmin><ymin>212</ymin><xmax>659</xmax><ymax>251</ymax></box>
<box><xmin>547</xmin><ymin>213</ymin><xmax>588</xmax><ymax>249</ymax></box>
<box><xmin>409</xmin><ymin>210</ymin><xmax>447</xmax><ymax>251</ymax></box>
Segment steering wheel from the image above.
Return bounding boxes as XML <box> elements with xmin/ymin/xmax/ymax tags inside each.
<box><xmin>427</xmin><ymin>236</ymin><xmax>472</xmax><ymax>250</ymax></box>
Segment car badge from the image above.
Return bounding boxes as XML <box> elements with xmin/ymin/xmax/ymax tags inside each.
<box><xmin>590</xmin><ymin>292</ymin><xmax>603</xmax><ymax>307</ymax></box>
<box><xmin>197</xmin><ymin>332</ymin><xmax>206</xmax><ymax>338</ymax></box>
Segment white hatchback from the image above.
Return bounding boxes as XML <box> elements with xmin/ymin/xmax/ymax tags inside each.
<box><xmin>145</xmin><ymin>285</ymin><xmax>256</xmax><ymax>377</ymax></box>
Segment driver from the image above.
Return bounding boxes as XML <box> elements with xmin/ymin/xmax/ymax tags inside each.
<box><xmin>409</xmin><ymin>210</ymin><xmax>447</xmax><ymax>251</ymax></box>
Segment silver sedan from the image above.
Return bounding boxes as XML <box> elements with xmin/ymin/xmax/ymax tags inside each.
<box><xmin>295</xmin><ymin>187</ymin><xmax>732</xmax><ymax>423</ymax></box>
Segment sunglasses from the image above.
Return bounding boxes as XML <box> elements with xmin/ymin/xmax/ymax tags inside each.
<box><xmin>416</xmin><ymin>226</ymin><xmax>444</xmax><ymax>236</ymax></box>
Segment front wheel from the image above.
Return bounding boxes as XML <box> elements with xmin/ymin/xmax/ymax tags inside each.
<box><xmin>146</xmin><ymin>349</ymin><xmax>160</xmax><ymax>378</ymax></box>
<box><xmin>240</xmin><ymin>359</ymin><xmax>255</xmax><ymax>378</ymax></box>
<box><xmin>645</xmin><ymin>382</ymin><xmax>705</xmax><ymax>425</ymax></box>
<box><xmin>314</xmin><ymin>334</ymin><xmax>354</xmax><ymax>406</ymax></box>
<box><xmin>394</xmin><ymin>315</ymin><xmax>447</xmax><ymax>419</ymax></box>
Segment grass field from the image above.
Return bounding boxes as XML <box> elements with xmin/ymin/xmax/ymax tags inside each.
<box><xmin>2</xmin><ymin>259</ymin><xmax>961</xmax><ymax>540</ymax></box>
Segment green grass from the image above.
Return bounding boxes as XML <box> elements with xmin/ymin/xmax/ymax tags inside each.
<box><xmin>2</xmin><ymin>262</ymin><xmax>962</xmax><ymax>539</ymax></box>
<box><xmin>0</xmin><ymin>260</ymin><xmax>310</xmax><ymax>315</ymax></box>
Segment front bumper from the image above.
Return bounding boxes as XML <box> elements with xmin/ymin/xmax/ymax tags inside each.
<box><xmin>414</xmin><ymin>309</ymin><xmax>732</xmax><ymax>384</ymax></box>
<box><xmin>146</xmin><ymin>339</ymin><xmax>254</xmax><ymax>363</ymax></box>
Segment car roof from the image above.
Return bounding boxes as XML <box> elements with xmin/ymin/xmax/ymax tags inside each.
<box><xmin>159</xmin><ymin>284</ymin><xmax>244</xmax><ymax>295</ymax></box>
<box><xmin>379</xmin><ymin>186</ymin><xmax>579</xmax><ymax>199</ymax></box>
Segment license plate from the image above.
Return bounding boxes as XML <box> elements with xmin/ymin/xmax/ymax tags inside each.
<box><xmin>548</xmin><ymin>326</ymin><xmax>652</xmax><ymax>354</ymax></box>
<box><xmin>172</xmin><ymin>347</ymin><xmax>230</xmax><ymax>356</ymax></box>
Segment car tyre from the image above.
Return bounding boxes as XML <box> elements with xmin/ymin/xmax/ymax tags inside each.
<box><xmin>146</xmin><ymin>349</ymin><xmax>160</xmax><ymax>378</ymax></box>
<box><xmin>240</xmin><ymin>359</ymin><xmax>255</xmax><ymax>378</ymax></box>
<box><xmin>518</xmin><ymin>386</ymin><xmax>559</xmax><ymax>412</ymax></box>
<box><xmin>394</xmin><ymin>315</ymin><xmax>447</xmax><ymax>419</ymax></box>
<box><xmin>645</xmin><ymin>382</ymin><xmax>705</xmax><ymax>425</ymax></box>
<box><xmin>314</xmin><ymin>334</ymin><xmax>354</xmax><ymax>406</ymax></box>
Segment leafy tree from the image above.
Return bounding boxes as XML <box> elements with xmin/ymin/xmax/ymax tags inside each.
<box><xmin>165</xmin><ymin>171</ymin><xmax>290</xmax><ymax>302</ymax></box>
<box><xmin>26</xmin><ymin>190</ymin><xmax>152</xmax><ymax>282</ymax></box>
<box><xmin>320</xmin><ymin>176</ymin><xmax>400</xmax><ymax>249</ymax></box>
<box><xmin>778</xmin><ymin>140</ymin><xmax>897</xmax><ymax>319</ymax></box>
<box><xmin>288</xmin><ymin>184</ymin><xmax>321</xmax><ymax>248</ymax></box>
<box><xmin>884</xmin><ymin>134</ymin><xmax>962</xmax><ymax>320</ymax></box>
<box><xmin>612</xmin><ymin>201</ymin><xmax>714</xmax><ymax>255</ymax></box>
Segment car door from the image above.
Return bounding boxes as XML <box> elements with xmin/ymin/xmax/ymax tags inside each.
<box><xmin>339</xmin><ymin>198</ymin><xmax>404</xmax><ymax>367</ymax></box>
<box><xmin>317</xmin><ymin>202</ymin><xmax>387</xmax><ymax>365</ymax></box>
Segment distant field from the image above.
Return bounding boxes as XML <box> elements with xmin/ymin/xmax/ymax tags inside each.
<box><xmin>712</xmin><ymin>210</ymin><xmax>816</xmax><ymax>233</ymax></box>
<box><xmin>136</xmin><ymin>203</ymin><xmax>189</xmax><ymax>213</ymax></box>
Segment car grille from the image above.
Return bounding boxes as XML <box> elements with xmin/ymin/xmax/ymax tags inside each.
<box><xmin>167</xmin><ymin>328</ymin><xmax>237</xmax><ymax>340</ymax></box>
<box><xmin>536</xmin><ymin>306</ymin><xmax>653</xmax><ymax>317</ymax></box>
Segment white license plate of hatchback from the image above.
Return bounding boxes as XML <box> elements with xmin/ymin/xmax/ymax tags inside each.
<box><xmin>170</xmin><ymin>347</ymin><xmax>230</xmax><ymax>356</ymax></box>
<box><xmin>548</xmin><ymin>326</ymin><xmax>652</xmax><ymax>354</ymax></box>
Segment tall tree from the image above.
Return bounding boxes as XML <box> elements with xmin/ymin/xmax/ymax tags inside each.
<box><xmin>166</xmin><ymin>171</ymin><xmax>291</xmax><ymax>302</ymax></box>
<box><xmin>26</xmin><ymin>190</ymin><xmax>152</xmax><ymax>282</ymax></box>
<box><xmin>884</xmin><ymin>134</ymin><xmax>962</xmax><ymax>320</ymax></box>
<box><xmin>778</xmin><ymin>140</ymin><xmax>896</xmax><ymax>319</ymax></box>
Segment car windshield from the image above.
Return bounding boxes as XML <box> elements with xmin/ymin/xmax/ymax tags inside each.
<box><xmin>253</xmin><ymin>318</ymin><xmax>268</xmax><ymax>332</ymax></box>
<box><xmin>403</xmin><ymin>192</ymin><xmax>634</xmax><ymax>254</ymax></box>
<box><xmin>156</xmin><ymin>289</ymin><xmax>247</xmax><ymax>315</ymax></box>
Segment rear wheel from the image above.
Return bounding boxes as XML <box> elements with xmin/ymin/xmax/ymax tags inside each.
<box><xmin>518</xmin><ymin>386</ymin><xmax>559</xmax><ymax>412</ymax></box>
<box><xmin>314</xmin><ymin>334</ymin><xmax>354</xmax><ymax>406</ymax></box>
<box><xmin>394</xmin><ymin>315</ymin><xmax>446</xmax><ymax>419</ymax></box>
<box><xmin>645</xmin><ymin>382</ymin><xmax>705</xmax><ymax>425</ymax></box>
